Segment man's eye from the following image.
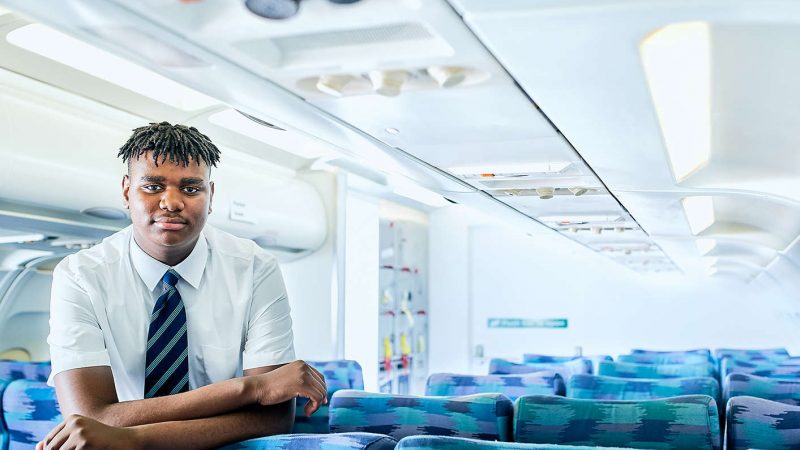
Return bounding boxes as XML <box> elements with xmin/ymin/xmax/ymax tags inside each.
<box><xmin>143</xmin><ymin>185</ymin><xmax>162</xmax><ymax>192</ymax></box>
<box><xmin>183</xmin><ymin>186</ymin><xmax>200</xmax><ymax>194</ymax></box>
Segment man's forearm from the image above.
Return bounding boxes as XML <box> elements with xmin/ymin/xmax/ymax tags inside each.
<box><xmin>131</xmin><ymin>400</ymin><xmax>295</xmax><ymax>450</ymax></box>
<box><xmin>88</xmin><ymin>376</ymin><xmax>256</xmax><ymax>427</ymax></box>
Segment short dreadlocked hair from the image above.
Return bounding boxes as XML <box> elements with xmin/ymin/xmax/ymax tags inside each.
<box><xmin>118</xmin><ymin>121</ymin><xmax>221</xmax><ymax>172</ymax></box>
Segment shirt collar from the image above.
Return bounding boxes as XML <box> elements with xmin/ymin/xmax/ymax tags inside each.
<box><xmin>130</xmin><ymin>231</ymin><xmax>208</xmax><ymax>291</ymax></box>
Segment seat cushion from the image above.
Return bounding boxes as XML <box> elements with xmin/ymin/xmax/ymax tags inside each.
<box><xmin>426</xmin><ymin>372</ymin><xmax>565</xmax><ymax>400</ymax></box>
<box><xmin>714</xmin><ymin>348</ymin><xmax>789</xmax><ymax>361</ymax></box>
<box><xmin>330</xmin><ymin>390</ymin><xmax>513</xmax><ymax>441</ymax></box>
<box><xmin>568</xmin><ymin>374</ymin><xmax>720</xmax><ymax>405</ymax></box>
<box><xmin>396</xmin><ymin>435</ymin><xmax>635</xmax><ymax>449</ymax></box>
<box><xmin>721</xmin><ymin>359</ymin><xmax>800</xmax><ymax>379</ymax></box>
<box><xmin>617</xmin><ymin>353</ymin><xmax>710</xmax><ymax>365</ymax></box>
<box><xmin>3</xmin><ymin>380</ymin><xmax>62</xmax><ymax>449</ymax></box>
<box><xmin>220</xmin><ymin>433</ymin><xmax>397</xmax><ymax>449</ymax></box>
<box><xmin>726</xmin><ymin>395</ymin><xmax>800</xmax><ymax>450</ymax></box>
<box><xmin>514</xmin><ymin>394</ymin><xmax>720</xmax><ymax>449</ymax></box>
<box><xmin>724</xmin><ymin>373</ymin><xmax>800</xmax><ymax>406</ymax></box>
<box><xmin>597</xmin><ymin>361</ymin><xmax>715</xmax><ymax>379</ymax></box>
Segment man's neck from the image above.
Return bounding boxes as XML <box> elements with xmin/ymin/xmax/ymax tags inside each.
<box><xmin>132</xmin><ymin>233</ymin><xmax>198</xmax><ymax>267</ymax></box>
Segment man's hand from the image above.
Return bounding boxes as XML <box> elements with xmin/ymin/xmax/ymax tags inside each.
<box><xmin>247</xmin><ymin>360</ymin><xmax>327</xmax><ymax>417</ymax></box>
<box><xmin>37</xmin><ymin>414</ymin><xmax>140</xmax><ymax>450</ymax></box>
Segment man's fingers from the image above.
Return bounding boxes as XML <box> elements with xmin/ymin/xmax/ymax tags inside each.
<box><xmin>46</xmin><ymin>423</ymin><xmax>71</xmax><ymax>450</ymax></box>
<box><xmin>43</xmin><ymin>421</ymin><xmax>65</xmax><ymax>448</ymax></box>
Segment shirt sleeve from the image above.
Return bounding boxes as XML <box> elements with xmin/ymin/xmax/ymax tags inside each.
<box><xmin>47</xmin><ymin>259</ymin><xmax>111</xmax><ymax>386</ymax></box>
<box><xmin>242</xmin><ymin>253</ymin><xmax>296</xmax><ymax>370</ymax></box>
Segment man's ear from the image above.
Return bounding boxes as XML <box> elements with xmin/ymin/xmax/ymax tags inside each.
<box><xmin>122</xmin><ymin>175</ymin><xmax>130</xmax><ymax>209</ymax></box>
<box><xmin>208</xmin><ymin>180</ymin><xmax>215</xmax><ymax>214</ymax></box>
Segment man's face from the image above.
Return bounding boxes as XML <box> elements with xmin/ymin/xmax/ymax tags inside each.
<box><xmin>122</xmin><ymin>150</ymin><xmax>214</xmax><ymax>259</ymax></box>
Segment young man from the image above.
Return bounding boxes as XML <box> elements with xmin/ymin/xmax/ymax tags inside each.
<box><xmin>39</xmin><ymin>122</ymin><xmax>327</xmax><ymax>449</ymax></box>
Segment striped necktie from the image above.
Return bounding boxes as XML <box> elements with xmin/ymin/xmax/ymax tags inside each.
<box><xmin>145</xmin><ymin>269</ymin><xmax>189</xmax><ymax>398</ymax></box>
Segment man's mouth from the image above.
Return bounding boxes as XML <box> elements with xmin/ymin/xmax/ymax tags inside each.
<box><xmin>154</xmin><ymin>218</ymin><xmax>187</xmax><ymax>231</ymax></box>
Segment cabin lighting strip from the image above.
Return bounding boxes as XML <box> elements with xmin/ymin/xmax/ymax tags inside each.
<box><xmin>641</xmin><ymin>21</ymin><xmax>711</xmax><ymax>182</ymax></box>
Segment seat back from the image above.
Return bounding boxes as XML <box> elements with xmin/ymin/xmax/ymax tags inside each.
<box><xmin>522</xmin><ymin>356</ymin><xmax>593</xmax><ymax>375</ymax></box>
<box><xmin>724</xmin><ymin>373</ymin><xmax>800</xmax><ymax>406</ymax></box>
<box><xmin>598</xmin><ymin>361</ymin><xmax>715</xmax><ymax>379</ymax></box>
<box><xmin>721</xmin><ymin>360</ymin><xmax>800</xmax><ymax>379</ymax></box>
<box><xmin>631</xmin><ymin>348</ymin><xmax>711</xmax><ymax>357</ymax></box>
<box><xmin>568</xmin><ymin>374</ymin><xmax>720</xmax><ymax>404</ymax></box>
<box><xmin>514</xmin><ymin>394</ymin><xmax>720</xmax><ymax>449</ymax></box>
<box><xmin>490</xmin><ymin>359</ymin><xmax>588</xmax><ymax>381</ymax></box>
<box><xmin>725</xmin><ymin>396</ymin><xmax>800</xmax><ymax>450</ymax></box>
<box><xmin>618</xmin><ymin>353</ymin><xmax>709</xmax><ymax>365</ymax></box>
<box><xmin>396</xmin><ymin>435</ymin><xmax>635</xmax><ymax>449</ymax></box>
<box><xmin>426</xmin><ymin>372</ymin><xmax>565</xmax><ymax>400</ymax></box>
<box><xmin>294</xmin><ymin>360</ymin><xmax>365</xmax><ymax>433</ymax></box>
<box><xmin>3</xmin><ymin>380</ymin><xmax>62</xmax><ymax>449</ymax></box>
<box><xmin>329</xmin><ymin>390</ymin><xmax>513</xmax><ymax>441</ymax></box>
<box><xmin>0</xmin><ymin>361</ymin><xmax>50</xmax><ymax>383</ymax></box>
<box><xmin>220</xmin><ymin>432</ymin><xmax>397</xmax><ymax>450</ymax></box>
<box><xmin>714</xmin><ymin>348</ymin><xmax>789</xmax><ymax>361</ymax></box>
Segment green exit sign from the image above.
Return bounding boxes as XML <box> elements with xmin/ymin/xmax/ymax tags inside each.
<box><xmin>487</xmin><ymin>318</ymin><xmax>568</xmax><ymax>329</ymax></box>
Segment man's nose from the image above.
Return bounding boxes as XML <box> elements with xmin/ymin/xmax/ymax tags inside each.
<box><xmin>159</xmin><ymin>188</ymin><xmax>184</xmax><ymax>212</ymax></box>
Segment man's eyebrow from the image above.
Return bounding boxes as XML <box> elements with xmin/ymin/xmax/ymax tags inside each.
<box><xmin>181</xmin><ymin>177</ymin><xmax>206</xmax><ymax>184</ymax></box>
<box><xmin>140</xmin><ymin>176</ymin><xmax>165</xmax><ymax>182</ymax></box>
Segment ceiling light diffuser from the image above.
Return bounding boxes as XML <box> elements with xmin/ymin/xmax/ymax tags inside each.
<box><xmin>641</xmin><ymin>22</ymin><xmax>711</xmax><ymax>182</ymax></box>
<box><xmin>7</xmin><ymin>24</ymin><xmax>218</xmax><ymax>111</ymax></box>
<box><xmin>208</xmin><ymin>109</ymin><xmax>337</xmax><ymax>159</ymax></box>
<box><xmin>681</xmin><ymin>196</ymin><xmax>715</xmax><ymax>235</ymax></box>
<box><xmin>447</xmin><ymin>162</ymin><xmax>572</xmax><ymax>176</ymax></box>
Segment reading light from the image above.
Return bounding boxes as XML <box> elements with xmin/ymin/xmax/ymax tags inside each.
<box><xmin>536</xmin><ymin>187</ymin><xmax>554</xmax><ymax>200</ymax></box>
<box><xmin>316</xmin><ymin>74</ymin><xmax>353</xmax><ymax>97</ymax></box>
<box><xmin>641</xmin><ymin>22</ymin><xmax>711</xmax><ymax>182</ymax></box>
<box><xmin>568</xmin><ymin>187</ymin><xmax>588</xmax><ymax>196</ymax></box>
<box><xmin>244</xmin><ymin>0</ymin><xmax>300</xmax><ymax>20</ymax></box>
<box><xmin>368</xmin><ymin>70</ymin><xmax>409</xmax><ymax>97</ymax></box>
<box><xmin>681</xmin><ymin>196</ymin><xmax>715</xmax><ymax>235</ymax></box>
<box><xmin>591</xmin><ymin>226</ymin><xmax>603</xmax><ymax>235</ymax></box>
<box><xmin>615</xmin><ymin>226</ymin><xmax>625</xmax><ymax>233</ymax></box>
<box><xmin>695</xmin><ymin>238</ymin><xmax>716</xmax><ymax>255</ymax></box>
<box><xmin>426</xmin><ymin>66</ymin><xmax>467</xmax><ymax>88</ymax></box>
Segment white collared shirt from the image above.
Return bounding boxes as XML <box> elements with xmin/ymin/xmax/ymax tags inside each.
<box><xmin>47</xmin><ymin>225</ymin><xmax>295</xmax><ymax>401</ymax></box>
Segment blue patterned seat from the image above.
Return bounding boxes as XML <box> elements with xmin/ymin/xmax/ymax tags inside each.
<box><xmin>597</xmin><ymin>361</ymin><xmax>715</xmax><ymax>379</ymax></box>
<box><xmin>426</xmin><ymin>372</ymin><xmax>565</xmax><ymax>400</ymax></box>
<box><xmin>2</xmin><ymin>380</ymin><xmax>62</xmax><ymax>450</ymax></box>
<box><xmin>724</xmin><ymin>373</ymin><xmax>800</xmax><ymax>406</ymax></box>
<box><xmin>521</xmin><ymin>356</ymin><xmax>594</xmax><ymax>375</ymax></box>
<box><xmin>631</xmin><ymin>348</ymin><xmax>711</xmax><ymax>357</ymax></box>
<box><xmin>329</xmin><ymin>390</ymin><xmax>513</xmax><ymax>441</ymax></box>
<box><xmin>0</xmin><ymin>361</ymin><xmax>51</xmax><ymax>383</ymax></box>
<box><xmin>725</xmin><ymin>395</ymin><xmax>800</xmax><ymax>449</ymax></box>
<box><xmin>714</xmin><ymin>348</ymin><xmax>789</xmax><ymax>361</ymax></box>
<box><xmin>489</xmin><ymin>359</ymin><xmax>588</xmax><ymax>381</ymax></box>
<box><xmin>514</xmin><ymin>394</ymin><xmax>720</xmax><ymax>449</ymax></box>
<box><xmin>617</xmin><ymin>353</ymin><xmax>710</xmax><ymax>365</ymax></box>
<box><xmin>721</xmin><ymin>359</ymin><xmax>800</xmax><ymax>379</ymax></box>
<box><xmin>221</xmin><ymin>433</ymin><xmax>396</xmax><ymax>449</ymax></box>
<box><xmin>568</xmin><ymin>374</ymin><xmax>720</xmax><ymax>405</ymax></box>
<box><xmin>396</xmin><ymin>435</ymin><xmax>634</xmax><ymax>449</ymax></box>
<box><xmin>294</xmin><ymin>360</ymin><xmax>365</xmax><ymax>434</ymax></box>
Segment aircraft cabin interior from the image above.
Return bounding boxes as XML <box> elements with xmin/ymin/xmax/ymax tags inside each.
<box><xmin>0</xmin><ymin>1</ymin><xmax>799</xmax><ymax>449</ymax></box>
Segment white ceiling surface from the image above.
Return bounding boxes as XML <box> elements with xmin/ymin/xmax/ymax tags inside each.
<box><xmin>456</xmin><ymin>0</ymin><xmax>800</xmax><ymax>283</ymax></box>
<box><xmin>5</xmin><ymin>0</ymin><xmax>796</xmax><ymax>281</ymax></box>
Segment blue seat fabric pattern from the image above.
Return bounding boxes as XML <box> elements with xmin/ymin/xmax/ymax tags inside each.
<box><xmin>220</xmin><ymin>433</ymin><xmax>397</xmax><ymax>450</ymax></box>
<box><xmin>490</xmin><ymin>359</ymin><xmax>588</xmax><ymax>381</ymax></box>
<box><xmin>329</xmin><ymin>390</ymin><xmax>513</xmax><ymax>441</ymax></box>
<box><xmin>724</xmin><ymin>373</ymin><xmax>800</xmax><ymax>406</ymax></box>
<box><xmin>0</xmin><ymin>362</ymin><xmax>51</xmax><ymax>383</ymax></box>
<box><xmin>396</xmin><ymin>435</ymin><xmax>634</xmax><ymax>449</ymax></box>
<box><xmin>725</xmin><ymin>395</ymin><xmax>800</xmax><ymax>450</ymax></box>
<box><xmin>426</xmin><ymin>372</ymin><xmax>565</xmax><ymax>400</ymax></box>
<box><xmin>514</xmin><ymin>394</ymin><xmax>721</xmax><ymax>449</ymax></box>
<box><xmin>597</xmin><ymin>361</ymin><xmax>715</xmax><ymax>379</ymax></box>
<box><xmin>568</xmin><ymin>374</ymin><xmax>720</xmax><ymax>405</ymax></box>
<box><xmin>3</xmin><ymin>380</ymin><xmax>62</xmax><ymax>450</ymax></box>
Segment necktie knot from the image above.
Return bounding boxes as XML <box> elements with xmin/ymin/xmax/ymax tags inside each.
<box><xmin>162</xmin><ymin>269</ymin><xmax>179</xmax><ymax>289</ymax></box>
